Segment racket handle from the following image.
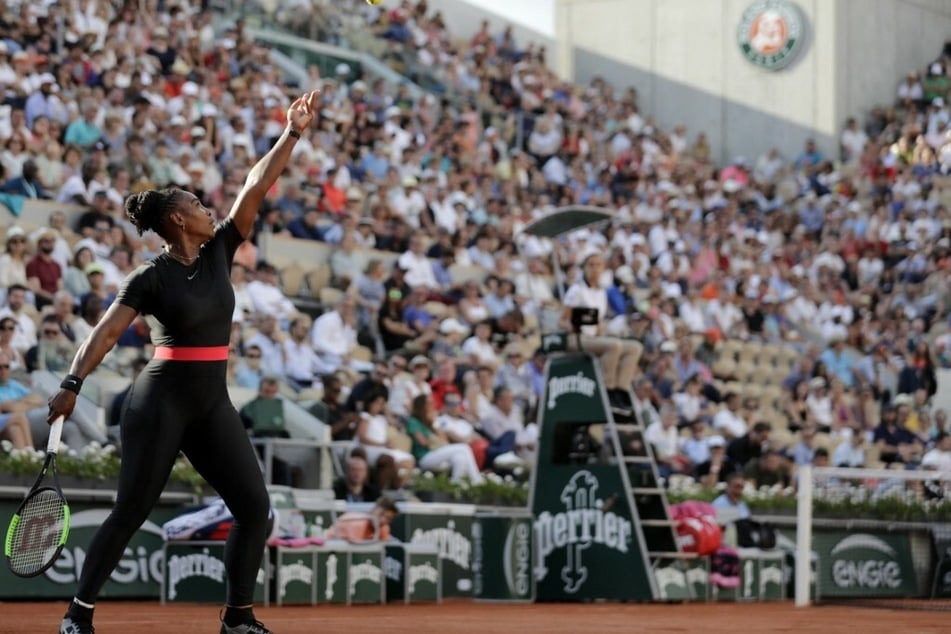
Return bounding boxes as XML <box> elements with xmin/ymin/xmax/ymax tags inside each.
<box><xmin>47</xmin><ymin>416</ymin><xmax>64</xmax><ymax>454</ymax></box>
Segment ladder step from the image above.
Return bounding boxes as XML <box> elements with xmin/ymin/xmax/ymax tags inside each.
<box><xmin>639</xmin><ymin>519</ymin><xmax>676</xmax><ymax>527</ymax></box>
<box><xmin>649</xmin><ymin>551</ymin><xmax>698</xmax><ymax>559</ymax></box>
<box><xmin>631</xmin><ymin>487</ymin><xmax>665</xmax><ymax>495</ymax></box>
<box><xmin>623</xmin><ymin>456</ymin><xmax>653</xmax><ymax>464</ymax></box>
<box><xmin>612</xmin><ymin>423</ymin><xmax>644</xmax><ymax>432</ymax></box>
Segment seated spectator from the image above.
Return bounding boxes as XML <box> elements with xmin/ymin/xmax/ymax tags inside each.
<box><xmin>333</xmin><ymin>453</ymin><xmax>381</xmax><ymax>503</ymax></box>
<box><xmin>349</xmin><ymin>259</ymin><xmax>386</xmax><ymax>335</ymax></box>
<box><xmin>495</xmin><ymin>346</ymin><xmax>535</xmax><ymax>414</ymax></box>
<box><xmin>245</xmin><ymin>313</ymin><xmax>286</xmax><ymax>379</ymax></box>
<box><xmin>234</xmin><ymin>344</ymin><xmax>266</xmax><ymax>390</ymax></box>
<box><xmin>239</xmin><ymin>377</ymin><xmax>293</xmax><ymax>486</ymax></box>
<box><xmin>873</xmin><ymin>404</ymin><xmax>922</xmax><ymax>465</ymax></box>
<box><xmin>406</xmin><ymin>394</ymin><xmax>483</xmax><ymax>483</ymax></box>
<box><xmin>0</xmin><ymin>317</ymin><xmax>26</xmax><ymax>375</ymax></box>
<box><xmin>694</xmin><ymin>435</ymin><xmax>730</xmax><ymax>489</ymax></box>
<box><xmin>458</xmin><ymin>280</ymin><xmax>491</xmax><ymax>326</ymax></box>
<box><xmin>246</xmin><ymin>261</ymin><xmax>297</xmax><ymax>323</ymax></box>
<box><xmin>378</xmin><ymin>287</ymin><xmax>435</xmax><ymax>354</ymax></box>
<box><xmin>284</xmin><ymin>315</ymin><xmax>334</xmax><ymax>391</ymax></box>
<box><xmin>712</xmin><ymin>392</ymin><xmax>746</xmax><ymax>440</ymax></box>
<box><xmin>355</xmin><ymin>390</ymin><xmax>415</xmax><ymax>489</ymax></box>
<box><xmin>325</xmin><ymin>496</ymin><xmax>399</xmax><ymax>542</ymax></box>
<box><xmin>782</xmin><ymin>379</ymin><xmax>815</xmax><ymax>432</ymax></box>
<box><xmin>462</xmin><ymin>321</ymin><xmax>500</xmax><ymax>369</ymax></box>
<box><xmin>309</xmin><ymin>374</ymin><xmax>361</xmax><ymax>441</ymax></box>
<box><xmin>832</xmin><ymin>429</ymin><xmax>868</xmax><ymax>468</ymax></box>
<box><xmin>0</xmin><ymin>352</ymin><xmax>35</xmax><ymax>448</ymax></box>
<box><xmin>346</xmin><ymin>357</ymin><xmax>396</xmax><ymax>414</ymax></box>
<box><xmin>743</xmin><ymin>449</ymin><xmax>792</xmax><ymax>489</ymax></box>
<box><xmin>1</xmin><ymin>158</ymin><xmax>51</xmax><ymax>199</ymax></box>
<box><xmin>644</xmin><ymin>404</ymin><xmax>690</xmax><ymax>478</ymax></box>
<box><xmin>922</xmin><ymin>432</ymin><xmax>951</xmax><ymax>472</ymax></box>
<box><xmin>388</xmin><ymin>355</ymin><xmax>433</xmax><ymax>420</ymax></box>
<box><xmin>25</xmin><ymin>315</ymin><xmax>77</xmax><ymax>373</ymax></box>
<box><xmin>726</xmin><ymin>421</ymin><xmax>771</xmax><ymax>477</ymax></box>
<box><xmin>479</xmin><ymin>386</ymin><xmax>538</xmax><ymax>468</ymax></box>
<box><xmin>712</xmin><ymin>473</ymin><xmax>751</xmax><ymax>521</ymax></box>
<box><xmin>63</xmin><ymin>246</ymin><xmax>94</xmax><ymax>302</ymax></box>
<box><xmin>428</xmin><ymin>358</ymin><xmax>462</xmax><ymax>410</ymax></box>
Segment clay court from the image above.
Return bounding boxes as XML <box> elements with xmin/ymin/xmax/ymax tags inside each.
<box><xmin>1</xmin><ymin>600</ymin><xmax>946</xmax><ymax>634</ymax></box>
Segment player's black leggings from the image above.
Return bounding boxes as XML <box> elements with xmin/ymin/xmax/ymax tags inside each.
<box><xmin>76</xmin><ymin>360</ymin><xmax>269</xmax><ymax>606</ymax></box>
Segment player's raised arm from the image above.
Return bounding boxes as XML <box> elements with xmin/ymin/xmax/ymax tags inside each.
<box><xmin>228</xmin><ymin>89</ymin><xmax>319</xmax><ymax>239</ymax></box>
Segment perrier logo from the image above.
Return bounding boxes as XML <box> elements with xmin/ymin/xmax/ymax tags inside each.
<box><xmin>737</xmin><ymin>0</ymin><xmax>805</xmax><ymax>71</ymax></box>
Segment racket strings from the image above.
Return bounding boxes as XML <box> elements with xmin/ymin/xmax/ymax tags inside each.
<box><xmin>7</xmin><ymin>489</ymin><xmax>68</xmax><ymax>576</ymax></box>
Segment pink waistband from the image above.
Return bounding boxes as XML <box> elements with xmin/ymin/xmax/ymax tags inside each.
<box><xmin>153</xmin><ymin>346</ymin><xmax>230</xmax><ymax>361</ymax></box>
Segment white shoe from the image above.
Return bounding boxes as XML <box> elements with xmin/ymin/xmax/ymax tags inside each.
<box><xmin>493</xmin><ymin>451</ymin><xmax>525</xmax><ymax>469</ymax></box>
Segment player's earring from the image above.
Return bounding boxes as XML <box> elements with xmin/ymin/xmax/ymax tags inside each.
<box><xmin>179</xmin><ymin>221</ymin><xmax>185</xmax><ymax>230</ymax></box>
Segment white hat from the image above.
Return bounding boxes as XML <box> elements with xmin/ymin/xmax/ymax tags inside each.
<box><xmin>707</xmin><ymin>435</ymin><xmax>726</xmax><ymax>448</ymax></box>
<box><xmin>190</xmin><ymin>126</ymin><xmax>206</xmax><ymax>138</ymax></box>
<box><xmin>409</xmin><ymin>354</ymin><xmax>431</xmax><ymax>368</ymax></box>
<box><xmin>385</xmin><ymin>105</ymin><xmax>402</xmax><ymax>118</ymax></box>
<box><xmin>893</xmin><ymin>393</ymin><xmax>914</xmax><ymax>406</ymax></box>
<box><xmin>439</xmin><ymin>318</ymin><xmax>469</xmax><ymax>335</ymax></box>
<box><xmin>660</xmin><ymin>341</ymin><xmax>677</xmax><ymax>353</ymax></box>
<box><xmin>5</xmin><ymin>226</ymin><xmax>26</xmax><ymax>241</ymax></box>
<box><xmin>181</xmin><ymin>81</ymin><xmax>199</xmax><ymax>96</ymax></box>
<box><xmin>351</xmin><ymin>80</ymin><xmax>368</xmax><ymax>92</ymax></box>
<box><xmin>614</xmin><ymin>265</ymin><xmax>635</xmax><ymax>285</ymax></box>
<box><xmin>335</xmin><ymin>62</ymin><xmax>351</xmax><ymax>76</ymax></box>
<box><xmin>200</xmin><ymin>104</ymin><xmax>218</xmax><ymax>118</ymax></box>
<box><xmin>809</xmin><ymin>377</ymin><xmax>826</xmax><ymax>389</ymax></box>
<box><xmin>931</xmin><ymin>62</ymin><xmax>943</xmax><ymax>76</ymax></box>
<box><xmin>169</xmin><ymin>115</ymin><xmax>187</xmax><ymax>127</ymax></box>
<box><xmin>934</xmin><ymin>97</ymin><xmax>945</xmax><ymax>108</ymax></box>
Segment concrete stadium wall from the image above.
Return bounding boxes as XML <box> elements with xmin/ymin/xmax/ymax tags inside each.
<box><xmin>552</xmin><ymin>0</ymin><xmax>951</xmax><ymax>164</ymax></box>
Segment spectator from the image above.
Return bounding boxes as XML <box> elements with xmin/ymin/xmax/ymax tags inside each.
<box><xmin>832</xmin><ymin>429</ymin><xmax>868</xmax><ymax>468</ymax></box>
<box><xmin>325</xmin><ymin>496</ymin><xmax>399</xmax><ymax>542</ymax></box>
<box><xmin>246</xmin><ymin>261</ymin><xmax>297</xmax><ymax>323</ymax></box>
<box><xmin>0</xmin><ymin>283</ymin><xmax>36</xmax><ymax>354</ymax></box>
<box><xmin>712</xmin><ymin>473</ymin><xmax>751</xmax><ymax>520</ymax></box>
<box><xmin>25</xmin><ymin>315</ymin><xmax>77</xmax><ymax>373</ymax></box>
<box><xmin>726</xmin><ymin>421</ymin><xmax>771</xmax><ymax>477</ymax></box>
<box><xmin>308</xmin><ymin>374</ymin><xmax>362</xmax><ymax>441</ymax></box>
<box><xmin>712</xmin><ymin>392</ymin><xmax>746</xmax><ymax>440</ymax></box>
<box><xmin>239</xmin><ymin>377</ymin><xmax>294</xmax><ymax>486</ymax></box>
<box><xmin>284</xmin><ymin>315</ymin><xmax>334</xmax><ymax>391</ymax></box>
<box><xmin>406</xmin><ymin>394</ymin><xmax>483</xmax><ymax>483</ymax></box>
<box><xmin>0</xmin><ymin>351</ymin><xmax>35</xmax><ymax>448</ymax></box>
<box><xmin>355</xmin><ymin>389</ymin><xmax>416</xmax><ymax>488</ymax></box>
<box><xmin>333</xmin><ymin>453</ymin><xmax>381</xmax><ymax>503</ymax></box>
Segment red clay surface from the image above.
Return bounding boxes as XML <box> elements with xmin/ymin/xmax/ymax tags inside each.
<box><xmin>0</xmin><ymin>600</ymin><xmax>946</xmax><ymax>634</ymax></box>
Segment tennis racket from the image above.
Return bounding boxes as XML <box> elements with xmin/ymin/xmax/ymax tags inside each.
<box><xmin>4</xmin><ymin>415</ymin><xmax>70</xmax><ymax>577</ymax></box>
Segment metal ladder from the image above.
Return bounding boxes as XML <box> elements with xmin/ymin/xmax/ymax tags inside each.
<box><xmin>605</xmin><ymin>400</ymin><xmax>700</xmax><ymax>600</ymax></box>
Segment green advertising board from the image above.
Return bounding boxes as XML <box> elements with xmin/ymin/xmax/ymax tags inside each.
<box><xmin>384</xmin><ymin>543</ymin><xmax>441</xmax><ymax>603</ymax></box>
<box><xmin>163</xmin><ymin>542</ymin><xmax>268</xmax><ymax>604</ymax></box>
<box><xmin>812</xmin><ymin>530</ymin><xmax>917</xmax><ymax>597</ymax></box>
<box><xmin>0</xmin><ymin>499</ymin><xmax>181</xmax><ymax>599</ymax></box>
<box><xmin>347</xmin><ymin>546</ymin><xmax>385</xmax><ymax>604</ymax></box>
<box><xmin>315</xmin><ymin>547</ymin><xmax>348</xmax><ymax>604</ymax></box>
<box><xmin>390</xmin><ymin>504</ymin><xmax>474</xmax><ymax>598</ymax></box>
<box><xmin>473</xmin><ymin>509</ymin><xmax>534</xmax><ymax>602</ymax></box>
<box><xmin>530</xmin><ymin>353</ymin><xmax>654</xmax><ymax>602</ymax></box>
<box><xmin>272</xmin><ymin>547</ymin><xmax>317</xmax><ymax>605</ymax></box>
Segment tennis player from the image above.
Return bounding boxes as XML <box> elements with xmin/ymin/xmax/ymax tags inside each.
<box><xmin>47</xmin><ymin>90</ymin><xmax>321</xmax><ymax>634</ymax></box>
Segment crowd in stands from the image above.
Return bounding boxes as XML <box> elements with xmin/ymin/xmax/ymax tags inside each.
<box><xmin>1</xmin><ymin>0</ymin><xmax>951</xmax><ymax>497</ymax></box>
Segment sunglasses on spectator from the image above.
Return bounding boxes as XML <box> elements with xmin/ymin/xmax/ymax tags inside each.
<box><xmin>0</xmin><ymin>325</ymin><xmax>14</xmax><ymax>331</ymax></box>
<box><xmin>246</xmin><ymin>353</ymin><xmax>261</xmax><ymax>359</ymax></box>
<box><xmin>0</xmin><ymin>365</ymin><xmax>10</xmax><ymax>370</ymax></box>
<box><xmin>43</xmin><ymin>329</ymin><xmax>60</xmax><ymax>336</ymax></box>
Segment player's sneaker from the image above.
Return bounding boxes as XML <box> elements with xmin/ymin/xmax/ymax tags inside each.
<box><xmin>59</xmin><ymin>617</ymin><xmax>95</xmax><ymax>633</ymax></box>
<box><xmin>219</xmin><ymin>620</ymin><xmax>272</xmax><ymax>634</ymax></box>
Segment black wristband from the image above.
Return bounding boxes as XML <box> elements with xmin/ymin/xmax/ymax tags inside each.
<box><xmin>288</xmin><ymin>128</ymin><xmax>301</xmax><ymax>139</ymax></box>
<box><xmin>60</xmin><ymin>374</ymin><xmax>83</xmax><ymax>395</ymax></box>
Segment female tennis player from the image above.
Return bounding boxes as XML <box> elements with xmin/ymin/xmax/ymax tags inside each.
<box><xmin>47</xmin><ymin>90</ymin><xmax>321</xmax><ymax>634</ymax></box>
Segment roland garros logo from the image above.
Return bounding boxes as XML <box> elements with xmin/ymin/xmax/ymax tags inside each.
<box><xmin>737</xmin><ymin>0</ymin><xmax>805</xmax><ymax>71</ymax></box>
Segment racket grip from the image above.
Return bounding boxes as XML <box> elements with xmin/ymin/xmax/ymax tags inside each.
<box><xmin>47</xmin><ymin>416</ymin><xmax>64</xmax><ymax>454</ymax></box>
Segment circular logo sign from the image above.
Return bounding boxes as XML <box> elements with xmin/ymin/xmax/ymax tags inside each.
<box><xmin>737</xmin><ymin>0</ymin><xmax>805</xmax><ymax>71</ymax></box>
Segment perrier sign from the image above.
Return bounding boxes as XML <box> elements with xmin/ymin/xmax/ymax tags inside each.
<box><xmin>530</xmin><ymin>353</ymin><xmax>654</xmax><ymax>601</ymax></box>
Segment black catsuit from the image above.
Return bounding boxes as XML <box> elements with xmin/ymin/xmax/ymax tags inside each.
<box><xmin>75</xmin><ymin>218</ymin><xmax>269</xmax><ymax>606</ymax></box>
